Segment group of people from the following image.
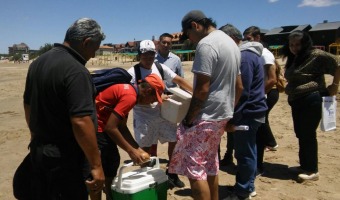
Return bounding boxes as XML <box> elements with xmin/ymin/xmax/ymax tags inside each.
<box><xmin>18</xmin><ymin>9</ymin><xmax>339</xmax><ymax>200</ymax></box>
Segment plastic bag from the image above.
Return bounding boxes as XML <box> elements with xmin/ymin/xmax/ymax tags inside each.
<box><xmin>320</xmin><ymin>96</ymin><xmax>337</xmax><ymax>131</ymax></box>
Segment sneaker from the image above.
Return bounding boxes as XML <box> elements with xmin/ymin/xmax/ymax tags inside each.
<box><xmin>223</xmin><ymin>193</ymin><xmax>250</xmax><ymax>200</ymax></box>
<box><xmin>298</xmin><ymin>172</ymin><xmax>319</xmax><ymax>183</ymax></box>
<box><xmin>249</xmin><ymin>191</ymin><xmax>257</xmax><ymax>199</ymax></box>
<box><xmin>265</xmin><ymin>144</ymin><xmax>278</xmax><ymax>152</ymax></box>
<box><xmin>166</xmin><ymin>171</ymin><xmax>185</xmax><ymax>188</ymax></box>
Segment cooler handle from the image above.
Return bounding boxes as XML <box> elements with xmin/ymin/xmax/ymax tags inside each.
<box><xmin>117</xmin><ymin>157</ymin><xmax>160</xmax><ymax>189</ymax></box>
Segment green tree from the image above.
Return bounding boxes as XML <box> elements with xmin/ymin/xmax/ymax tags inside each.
<box><xmin>13</xmin><ymin>53</ymin><xmax>22</xmax><ymax>61</ymax></box>
<box><xmin>38</xmin><ymin>43</ymin><xmax>53</xmax><ymax>55</ymax></box>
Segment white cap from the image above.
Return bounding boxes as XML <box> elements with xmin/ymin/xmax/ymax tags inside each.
<box><xmin>139</xmin><ymin>40</ymin><xmax>156</xmax><ymax>54</ymax></box>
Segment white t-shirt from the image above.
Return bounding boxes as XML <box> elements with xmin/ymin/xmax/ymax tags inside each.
<box><xmin>262</xmin><ymin>48</ymin><xmax>275</xmax><ymax>65</ymax></box>
<box><xmin>262</xmin><ymin>47</ymin><xmax>275</xmax><ymax>81</ymax></box>
<box><xmin>192</xmin><ymin>30</ymin><xmax>240</xmax><ymax>121</ymax></box>
<box><xmin>127</xmin><ymin>63</ymin><xmax>177</xmax><ymax>119</ymax></box>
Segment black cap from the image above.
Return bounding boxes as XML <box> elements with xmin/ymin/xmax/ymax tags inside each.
<box><xmin>180</xmin><ymin>10</ymin><xmax>207</xmax><ymax>41</ymax></box>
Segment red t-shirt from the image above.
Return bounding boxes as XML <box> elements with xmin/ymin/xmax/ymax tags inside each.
<box><xmin>96</xmin><ymin>84</ymin><xmax>137</xmax><ymax>132</ymax></box>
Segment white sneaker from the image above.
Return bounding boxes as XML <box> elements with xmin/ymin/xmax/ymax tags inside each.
<box><xmin>249</xmin><ymin>191</ymin><xmax>257</xmax><ymax>199</ymax></box>
<box><xmin>298</xmin><ymin>172</ymin><xmax>319</xmax><ymax>183</ymax></box>
<box><xmin>265</xmin><ymin>145</ymin><xmax>278</xmax><ymax>151</ymax></box>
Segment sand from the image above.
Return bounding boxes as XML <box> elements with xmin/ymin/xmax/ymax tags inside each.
<box><xmin>0</xmin><ymin>60</ymin><xmax>340</xmax><ymax>200</ymax></box>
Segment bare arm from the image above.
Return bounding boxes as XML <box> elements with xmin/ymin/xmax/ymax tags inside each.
<box><xmin>71</xmin><ymin>115</ymin><xmax>104</xmax><ymax>191</ymax></box>
<box><xmin>172</xmin><ymin>75</ymin><xmax>193</xmax><ymax>93</ymax></box>
<box><xmin>327</xmin><ymin>67</ymin><xmax>340</xmax><ymax>96</ymax></box>
<box><xmin>235</xmin><ymin>75</ymin><xmax>243</xmax><ymax>106</ymax></box>
<box><xmin>183</xmin><ymin>73</ymin><xmax>210</xmax><ymax>125</ymax></box>
<box><xmin>265</xmin><ymin>64</ymin><xmax>277</xmax><ymax>94</ymax></box>
<box><xmin>104</xmin><ymin>113</ymin><xmax>149</xmax><ymax>164</ymax></box>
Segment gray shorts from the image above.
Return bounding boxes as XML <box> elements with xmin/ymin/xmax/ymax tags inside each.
<box><xmin>133</xmin><ymin>117</ymin><xmax>177</xmax><ymax>147</ymax></box>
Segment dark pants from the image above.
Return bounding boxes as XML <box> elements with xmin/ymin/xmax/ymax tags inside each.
<box><xmin>256</xmin><ymin>89</ymin><xmax>279</xmax><ymax>170</ymax></box>
<box><xmin>97</xmin><ymin>132</ymin><xmax>120</xmax><ymax>177</ymax></box>
<box><xmin>289</xmin><ymin>92</ymin><xmax>322</xmax><ymax>173</ymax></box>
<box><xmin>29</xmin><ymin>143</ymin><xmax>88</xmax><ymax>200</ymax></box>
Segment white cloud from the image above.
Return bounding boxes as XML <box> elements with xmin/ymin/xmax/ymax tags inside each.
<box><xmin>268</xmin><ymin>0</ymin><xmax>279</xmax><ymax>2</ymax></box>
<box><xmin>298</xmin><ymin>0</ymin><xmax>340</xmax><ymax>7</ymax></box>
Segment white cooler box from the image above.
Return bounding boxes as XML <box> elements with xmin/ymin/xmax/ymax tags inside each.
<box><xmin>111</xmin><ymin>157</ymin><xmax>168</xmax><ymax>200</ymax></box>
<box><xmin>161</xmin><ymin>87</ymin><xmax>192</xmax><ymax>124</ymax></box>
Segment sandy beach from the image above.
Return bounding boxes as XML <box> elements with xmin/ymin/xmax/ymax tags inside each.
<box><xmin>1</xmin><ymin>60</ymin><xmax>340</xmax><ymax>200</ymax></box>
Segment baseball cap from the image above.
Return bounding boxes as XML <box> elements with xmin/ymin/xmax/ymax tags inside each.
<box><xmin>144</xmin><ymin>74</ymin><xmax>165</xmax><ymax>103</ymax></box>
<box><xmin>180</xmin><ymin>10</ymin><xmax>207</xmax><ymax>41</ymax></box>
<box><xmin>139</xmin><ymin>40</ymin><xmax>156</xmax><ymax>54</ymax></box>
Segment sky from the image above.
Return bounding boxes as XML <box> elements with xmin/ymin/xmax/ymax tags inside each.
<box><xmin>0</xmin><ymin>0</ymin><xmax>339</xmax><ymax>54</ymax></box>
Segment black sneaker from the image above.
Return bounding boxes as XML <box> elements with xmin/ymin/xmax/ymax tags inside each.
<box><xmin>166</xmin><ymin>171</ymin><xmax>185</xmax><ymax>188</ymax></box>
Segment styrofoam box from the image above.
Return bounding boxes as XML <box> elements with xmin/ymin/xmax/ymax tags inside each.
<box><xmin>161</xmin><ymin>87</ymin><xmax>192</xmax><ymax>124</ymax></box>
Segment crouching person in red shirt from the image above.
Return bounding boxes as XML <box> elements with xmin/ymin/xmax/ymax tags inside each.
<box><xmin>90</xmin><ymin>74</ymin><xmax>165</xmax><ymax>200</ymax></box>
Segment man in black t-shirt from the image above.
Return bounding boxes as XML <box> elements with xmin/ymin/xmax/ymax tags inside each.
<box><xmin>22</xmin><ymin>18</ymin><xmax>105</xmax><ymax>200</ymax></box>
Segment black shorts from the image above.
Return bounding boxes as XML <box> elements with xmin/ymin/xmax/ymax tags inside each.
<box><xmin>97</xmin><ymin>132</ymin><xmax>121</xmax><ymax>177</ymax></box>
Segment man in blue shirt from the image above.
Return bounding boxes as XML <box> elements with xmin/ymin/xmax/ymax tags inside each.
<box><xmin>156</xmin><ymin>33</ymin><xmax>184</xmax><ymax>94</ymax></box>
<box><xmin>152</xmin><ymin>33</ymin><xmax>186</xmax><ymax>188</ymax></box>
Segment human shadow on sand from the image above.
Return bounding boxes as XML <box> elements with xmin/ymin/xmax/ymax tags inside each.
<box><xmin>260</xmin><ymin>162</ymin><xmax>297</xmax><ymax>181</ymax></box>
<box><xmin>219</xmin><ymin>162</ymin><xmax>297</xmax><ymax>181</ymax></box>
<box><xmin>173</xmin><ymin>185</ymin><xmax>234</xmax><ymax>199</ymax></box>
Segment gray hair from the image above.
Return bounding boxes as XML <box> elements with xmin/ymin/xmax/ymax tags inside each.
<box><xmin>219</xmin><ymin>24</ymin><xmax>242</xmax><ymax>40</ymax></box>
<box><xmin>64</xmin><ymin>18</ymin><xmax>105</xmax><ymax>43</ymax></box>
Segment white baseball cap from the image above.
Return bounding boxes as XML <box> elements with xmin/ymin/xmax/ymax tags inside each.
<box><xmin>139</xmin><ymin>40</ymin><xmax>156</xmax><ymax>54</ymax></box>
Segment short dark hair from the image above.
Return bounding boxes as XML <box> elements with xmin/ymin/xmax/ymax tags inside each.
<box><xmin>219</xmin><ymin>24</ymin><xmax>242</xmax><ymax>40</ymax></box>
<box><xmin>243</xmin><ymin>26</ymin><xmax>261</xmax><ymax>38</ymax></box>
<box><xmin>159</xmin><ymin>33</ymin><xmax>173</xmax><ymax>41</ymax></box>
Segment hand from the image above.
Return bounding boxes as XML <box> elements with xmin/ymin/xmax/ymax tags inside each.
<box><xmin>327</xmin><ymin>84</ymin><xmax>339</xmax><ymax>96</ymax></box>
<box><xmin>128</xmin><ymin>148</ymin><xmax>150</xmax><ymax>165</ymax></box>
<box><xmin>162</xmin><ymin>94</ymin><xmax>170</xmax><ymax>100</ymax></box>
<box><xmin>85</xmin><ymin>166</ymin><xmax>105</xmax><ymax>194</ymax></box>
<box><xmin>225</xmin><ymin>123</ymin><xmax>236</xmax><ymax>132</ymax></box>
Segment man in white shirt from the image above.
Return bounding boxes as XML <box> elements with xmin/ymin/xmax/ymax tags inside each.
<box><xmin>127</xmin><ymin>40</ymin><xmax>192</xmax><ymax>188</ymax></box>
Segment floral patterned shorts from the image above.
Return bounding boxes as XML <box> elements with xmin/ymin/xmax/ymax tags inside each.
<box><xmin>168</xmin><ymin>119</ymin><xmax>228</xmax><ymax>180</ymax></box>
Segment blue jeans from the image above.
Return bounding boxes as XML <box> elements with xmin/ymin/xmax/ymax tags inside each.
<box><xmin>233</xmin><ymin>117</ymin><xmax>262</xmax><ymax>198</ymax></box>
<box><xmin>289</xmin><ymin>92</ymin><xmax>322</xmax><ymax>173</ymax></box>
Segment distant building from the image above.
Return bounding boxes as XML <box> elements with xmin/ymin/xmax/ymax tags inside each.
<box><xmin>263</xmin><ymin>21</ymin><xmax>340</xmax><ymax>56</ymax></box>
<box><xmin>264</xmin><ymin>24</ymin><xmax>312</xmax><ymax>46</ymax></box>
<box><xmin>113</xmin><ymin>43</ymin><xmax>125</xmax><ymax>53</ymax></box>
<box><xmin>8</xmin><ymin>43</ymin><xmax>30</xmax><ymax>55</ymax></box>
<box><xmin>309</xmin><ymin>21</ymin><xmax>340</xmax><ymax>53</ymax></box>
<box><xmin>22</xmin><ymin>54</ymin><xmax>29</xmax><ymax>61</ymax></box>
<box><xmin>96</xmin><ymin>45</ymin><xmax>114</xmax><ymax>55</ymax></box>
